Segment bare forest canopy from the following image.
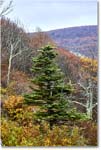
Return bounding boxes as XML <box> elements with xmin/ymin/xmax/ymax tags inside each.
<box><xmin>29</xmin><ymin>25</ymin><xmax>98</xmax><ymax>59</ymax></box>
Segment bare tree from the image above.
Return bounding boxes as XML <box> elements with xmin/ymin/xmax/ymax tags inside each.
<box><xmin>0</xmin><ymin>0</ymin><xmax>13</xmax><ymax>17</ymax></box>
<box><xmin>7</xmin><ymin>40</ymin><xmax>21</xmax><ymax>85</ymax></box>
<box><xmin>1</xmin><ymin>20</ymin><xmax>56</xmax><ymax>86</ymax></box>
<box><xmin>30</xmin><ymin>27</ymin><xmax>56</xmax><ymax>51</ymax></box>
<box><xmin>6</xmin><ymin>39</ymin><xmax>31</xmax><ymax>85</ymax></box>
<box><xmin>71</xmin><ymin>56</ymin><xmax>98</xmax><ymax>120</ymax></box>
<box><xmin>56</xmin><ymin>49</ymin><xmax>80</xmax><ymax>83</ymax></box>
<box><xmin>72</xmin><ymin>77</ymin><xmax>97</xmax><ymax>119</ymax></box>
<box><xmin>1</xmin><ymin>18</ymin><xmax>33</xmax><ymax>85</ymax></box>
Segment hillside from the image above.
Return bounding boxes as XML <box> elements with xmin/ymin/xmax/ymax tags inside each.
<box><xmin>47</xmin><ymin>25</ymin><xmax>98</xmax><ymax>58</ymax></box>
<box><xmin>1</xmin><ymin>18</ymin><xmax>98</xmax><ymax>146</ymax></box>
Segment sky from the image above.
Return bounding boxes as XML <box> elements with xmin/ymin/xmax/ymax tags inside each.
<box><xmin>6</xmin><ymin>0</ymin><xmax>97</xmax><ymax>32</ymax></box>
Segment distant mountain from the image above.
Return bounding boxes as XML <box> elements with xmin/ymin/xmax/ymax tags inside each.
<box><xmin>47</xmin><ymin>25</ymin><xmax>98</xmax><ymax>58</ymax></box>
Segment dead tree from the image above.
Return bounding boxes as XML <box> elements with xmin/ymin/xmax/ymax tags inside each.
<box><xmin>1</xmin><ymin>18</ymin><xmax>33</xmax><ymax>85</ymax></box>
<box><xmin>72</xmin><ymin>78</ymin><xmax>97</xmax><ymax>119</ymax></box>
<box><xmin>7</xmin><ymin>38</ymin><xmax>31</xmax><ymax>85</ymax></box>
<box><xmin>7</xmin><ymin>40</ymin><xmax>21</xmax><ymax>85</ymax></box>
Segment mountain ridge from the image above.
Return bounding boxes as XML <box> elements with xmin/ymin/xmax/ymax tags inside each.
<box><xmin>47</xmin><ymin>25</ymin><xmax>98</xmax><ymax>58</ymax></box>
<box><xmin>28</xmin><ymin>25</ymin><xmax>98</xmax><ymax>59</ymax></box>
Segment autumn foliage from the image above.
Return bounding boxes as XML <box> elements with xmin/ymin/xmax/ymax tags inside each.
<box><xmin>1</xmin><ymin>95</ymin><xmax>97</xmax><ymax>146</ymax></box>
<box><xmin>1</xmin><ymin>18</ymin><xmax>97</xmax><ymax>146</ymax></box>
<box><xmin>1</xmin><ymin>55</ymin><xmax>97</xmax><ymax>146</ymax></box>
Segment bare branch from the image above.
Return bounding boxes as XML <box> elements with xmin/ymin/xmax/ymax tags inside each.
<box><xmin>13</xmin><ymin>39</ymin><xmax>21</xmax><ymax>50</ymax></box>
<box><xmin>12</xmin><ymin>47</ymin><xmax>30</xmax><ymax>59</ymax></box>
<box><xmin>12</xmin><ymin>51</ymin><xmax>21</xmax><ymax>58</ymax></box>
<box><xmin>78</xmin><ymin>82</ymin><xmax>86</xmax><ymax>90</ymax></box>
<box><xmin>0</xmin><ymin>0</ymin><xmax>13</xmax><ymax>17</ymax></box>
<box><xmin>72</xmin><ymin>101</ymin><xmax>86</xmax><ymax>108</ymax></box>
<box><xmin>92</xmin><ymin>103</ymin><xmax>98</xmax><ymax>109</ymax></box>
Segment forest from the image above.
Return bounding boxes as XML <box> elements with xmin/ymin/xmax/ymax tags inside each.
<box><xmin>0</xmin><ymin>2</ymin><xmax>98</xmax><ymax>146</ymax></box>
<box><xmin>48</xmin><ymin>25</ymin><xmax>98</xmax><ymax>58</ymax></box>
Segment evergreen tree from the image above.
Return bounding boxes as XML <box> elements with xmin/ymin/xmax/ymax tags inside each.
<box><xmin>24</xmin><ymin>45</ymin><xmax>74</xmax><ymax>129</ymax></box>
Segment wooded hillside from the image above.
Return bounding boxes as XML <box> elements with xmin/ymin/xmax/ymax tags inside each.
<box><xmin>1</xmin><ymin>18</ymin><xmax>98</xmax><ymax>146</ymax></box>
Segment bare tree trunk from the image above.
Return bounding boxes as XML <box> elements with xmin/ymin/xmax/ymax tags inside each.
<box><xmin>86</xmin><ymin>80</ymin><xmax>93</xmax><ymax>119</ymax></box>
<box><xmin>7</xmin><ymin>44</ymin><xmax>13</xmax><ymax>85</ymax></box>
<box><xmin>6</xmin><ymin>40</ymin><xmax>29</xmax><ymax>86</ymax></box>
<box><xmin>73</xmin><ymin>79</ymin><xmax>97</xmax><ymax>119</ymax></box>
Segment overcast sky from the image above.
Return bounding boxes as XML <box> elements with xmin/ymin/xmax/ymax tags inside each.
<box><xmin>6</xmin><ymin>0</ymin><xmax>97</xmax><ymax>32</ymax></box>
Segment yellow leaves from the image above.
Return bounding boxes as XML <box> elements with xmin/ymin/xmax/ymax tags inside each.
<box><xmin>1</xmin><ymin>95</ymin><xmax>97</xmax><ymax>146</ymax></box>
<box><xmin>2</xmin><ymin>95</ymin><xmax>35</xmax><ymax>126</ymax></box>
<box><xmin>3</xmin><ymin>96</ymin><xmax>24</xmax><ymax>120</ymax></box>
<box><xmin>1</xmin><ymin>118</ymin><xmax>21</xmax><ymax>146</ymax></box>
<box><xmin>44</xmin><ymin>138</ymin><xmax>51</xmax><ymax>146</ymax></box>
<box><xmin>1</xmin><ymin>118</ymin><xmax>95</xmax><ymax>146</ymax></box>
<box><xmin>80</xmin><ymin>57</ymin><xmax>98</xmax><ymax>84</ymax></box>
<box><xmin>39</xmin><ymin>125</ymin><xmax>86</xmax><ymax>146</ymax></box>
<box><xmin>71</xmin><ymin>127</ymin><xmax>80</xmax><ymax>143</ymax></box>
<box><xmin>4</xmin><ymin>95</ymin><xmax>24</xmax><ymax>109</ymax></box>
<box><xmin>80</xmin><ymin>57</ymin><xmax>97</xmax><ymax>64</ymax></box>
<box><xmin>62</xmin><ymin>138</ymin><xmax>71</xmax><ymax>145</ymax></box>
<box><xmin>80</xmin><ymin>57</ymin><xmax>98</xmax><ymax>73</ymax></box>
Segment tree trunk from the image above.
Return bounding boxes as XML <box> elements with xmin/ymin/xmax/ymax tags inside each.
<box><xmin>7</xmin><ymin>44</ymin><xmax>13</xmax><ymax>85</ymax></box>
<box><xmin>86</xmin><ymin>106</ymin><xmax>92</xmax><ymax>119</ymax></box>
<box><xmin>85</xmin><ymin>79</ymin><xmax>93</xmax><ymax>119</ymax></box>
<box><xmin>49</xmin><ymin>120</ymin><xmax>54</xmax><ymax>130</ymax></box>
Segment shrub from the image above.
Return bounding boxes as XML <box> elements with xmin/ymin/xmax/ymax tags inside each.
<box><xmin>1</xmin><ymin>118</ymin><xmax>23</xmax><ymax>146</ymax></box>
<box><xmin>79</xmin><ymin>121</ymin><xmax>97</xmax><ymax>146</ymax></box>
<box><xmin>1</xmin><ymin>116</ymin><xmax>87</xmax><ymax>147</ymax></box>
<box><xmin>2</xmin><ymin>95</ymin><xmax>35</xmax><ymax>126</ymax></box>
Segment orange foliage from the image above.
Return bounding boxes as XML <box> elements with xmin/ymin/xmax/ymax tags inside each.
<box><xmin>3</xmin><ymin>95</ymin><xmax>36</xmax><ymax>126</ymax></box>
<box><xmin>1</xmin><ymin>95</ymin><xmax>97</xmax><ymax>146</ymax></box>
<box><xmin>3</xmin><ymin>95</ymin><xmax>23</xmax><ymax>109</ymax></box>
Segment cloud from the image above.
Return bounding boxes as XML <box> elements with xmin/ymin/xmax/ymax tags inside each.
<box><xmin>7</xmin><ymin>0</ymin><xmax>97</xmax><ymax>31</ymax></box>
